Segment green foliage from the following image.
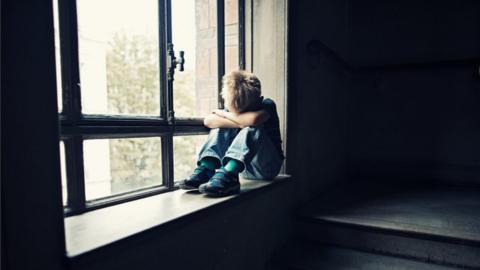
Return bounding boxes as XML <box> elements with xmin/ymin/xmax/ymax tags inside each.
<box><xmin>106</xmin><ymin>32</ymin><xmax>160</xmax><ymax>115</ymax></box>
<box><xmin>105</xmin><ymin>32</ymin><xmax>203</xmax><ymax>194</ymax></box>
<box><xmin>173</xmin><ymin>135</ymin><xmax>208</xmax><ymax>182</ymax></box>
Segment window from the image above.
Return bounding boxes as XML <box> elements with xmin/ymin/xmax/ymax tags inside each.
<box><xmin>54</xmin><ymin>0</ymin><xmax>246</xmax><ymax>216</ymax></box>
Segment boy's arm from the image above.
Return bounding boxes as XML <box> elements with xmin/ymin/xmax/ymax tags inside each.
<box><xmin>203</xmin><ymin>113</ymin><xmax>242</xmax><ymax>129</ymax></box>
<box><xmin>214</xmin><ymin>109</ymin><xmax>270</xmax><ymax>128</ymax></box>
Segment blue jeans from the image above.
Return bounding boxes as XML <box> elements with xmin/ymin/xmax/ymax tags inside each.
<box><xmin>197</xmin><ymin>127</ymin><xmax>284</xmax><ymax>180</ymax></box>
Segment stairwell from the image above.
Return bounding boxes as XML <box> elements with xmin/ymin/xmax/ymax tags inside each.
<box><xmin>271</xmin><ymin>183</ymin><xmax>480</xmax><ymax>269</ymax></box>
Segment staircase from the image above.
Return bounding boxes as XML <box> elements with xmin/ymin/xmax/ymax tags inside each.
<box><xmin>272</xmin><ymin>184</ymin><xmax>480</xmax><ymax>269</ymax></box>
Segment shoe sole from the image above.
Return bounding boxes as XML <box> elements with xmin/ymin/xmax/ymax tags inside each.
<box><xmin>199</xmin><ymin>185</ymin><xmax>241</xmax><ymax>197</ymax></box>
<box><xmin>179</xmin><ymin>183</ymin><xmax>200</xmax><ymax>190</ymax></box>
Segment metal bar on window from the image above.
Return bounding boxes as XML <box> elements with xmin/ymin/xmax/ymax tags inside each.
<box><xmin>165</xmin><ymin>0</ymin><xmax>175</xmax><ymax>124</ymax></box>
<box><xmin>217</xmin><ymin>0</ymin><xmax>226</xmax><ymax>109</ymax></box>
<box><xmin>58</xmin><ymin>0</ymin><xmax>87</xmax><ymax>214</ymax></box>
<box><xmin>162</xmin><ymin>0</ymin><xmax>175</xmax><ymax>188</ymax></box>
<box><xmin>64</xmin><ymin>185</ymin><xmax>171</xmax><ymax>217</ymax></box>
<box><xmin>64</xmin><ymin>137</ymin><xmax>86</xmax><ymax>214</ymax></box>
<box><xmin>60</xmin><ymin>124</ymin><xmax>208</xmax><ymax>138</ymax></box>
<box><xmin>57</xmin><ymin>0</ymin><xmax>82</xmax><ymax>123</ymax></box>
<box><xmin>162</xmin><ymin>135</ymin><xmax>175</xmax><ymax>188</ymax></box>
<box><xmin>61</xmin><ymin>115</ymin><xmax>204</xmax><ymax>127</ymax></box>
<box><xmin>62</xmin><ymin>116</ymin><xmax>171</xmax><ymax>126</ymax></box>
<box><xmin>238</xmin><ymin>0</ymin><xmax>246</xmax><ymax>70</ymax></box>
<box><xmin>247</xmin><ymin>0</ymin><xmax>253</xmax><ymax>72</ymax></box>
<box><xmin>159</xmin><ymin>0</ymin><xmax>168</xmax><ymax>120</ymax></box>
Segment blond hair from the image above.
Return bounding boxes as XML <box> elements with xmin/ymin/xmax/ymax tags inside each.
<box><xmin>221</xmin><ymin>70</ymin><xmax>262</xmax><ymax>112</ymax></box>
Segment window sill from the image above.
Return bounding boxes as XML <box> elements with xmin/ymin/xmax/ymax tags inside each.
<box><xmin>64</xmin><ymin>175</ymin><xmax>291</xmax><ymax>259</ymax></box>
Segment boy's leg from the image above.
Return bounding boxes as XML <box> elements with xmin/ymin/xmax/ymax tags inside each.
<box><xmin>197</xmin><ymin>127</ymin><xmax>240</xmax><ymax>165</ymax></box>
<box><xmin>180</xmin><ymin>128</ymin><xmax>239</xmax><ymax>190</ymax></box>
<box><xmin>199</xmin><ymin>127</ymin><xmax>283</xmax><ymax>196</ymax></box>
<box><xmin>224</xmin><ymin>127</ymin><xmax>283</xmax><ymax>180</ymax></box>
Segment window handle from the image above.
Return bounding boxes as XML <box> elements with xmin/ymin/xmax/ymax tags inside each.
<box><xmin>177</xmin><ymin>51</ymin><xmax>185</xmax><ymax>72</ymax></box>
<box><xmin>167</xmin><ymin>44</ymin><xmax>185</xmax><ymax>81</ymax></box>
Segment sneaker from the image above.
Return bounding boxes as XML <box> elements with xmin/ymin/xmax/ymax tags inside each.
<box><xmin>179</xmin><ymin>165</ymin><xmax>215</xmax><ymax>190</ymax></box>
<box><xmin>198</xmin><ymin>168</ymin><xmax>240</xmax><ymax>197</ymax></box>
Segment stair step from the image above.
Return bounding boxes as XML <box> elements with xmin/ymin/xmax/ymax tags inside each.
<box><xmin>281</xmin><ymin>244</ymin><xmax>462</xmax><ymax>270</ymax></box>
<box><xmin>296</xmin><ymin>187</ymin><xmax>480</xmax><ymax>269</ymax></box>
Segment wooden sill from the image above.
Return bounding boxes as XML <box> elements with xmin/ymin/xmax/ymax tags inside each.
<box><xmin>64</xmin><ymin>175</ymin><xmax>291</xmax><ymax>258</ymax></box>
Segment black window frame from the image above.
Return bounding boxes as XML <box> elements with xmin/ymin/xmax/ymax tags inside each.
<box><xmin>57</xmin><ymin>0</ymin><xmax>246</xmax><ymax>216</ymax></box>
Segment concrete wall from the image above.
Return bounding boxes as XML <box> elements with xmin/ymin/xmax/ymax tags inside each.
<box><xmin>345</xmin><ymin>1</ymin><xmax>480</xmax><ymax>67</ymax></box>
<box><xmin>251</xmin><ymin>0</ymin><xmax>288</xmax><ymax>172</ymax></box>
<box><xmin>346</xmin><ymin>1</ymin><xmax>480</xmax><ymax>185</ymax></box>
<box><xmin>2</xmin><ymin>0</ymin><xmax>66</xmax><ymax>269</ymax></box>
<box><xmin>68</xmin><ymin>181</ymin><xmax>295</xmax><ymax>270</ymax></box>
<box><xmin>288</xmin><ymin>0</ymin><xmax>480</xmax><ymax>189</ymax></box>
<box><xmin>287</xmin><ymin>0</ymin><xmax>349</xmax><ymax>201</ymax></box>
<box><xmin>347</xmin><ymin>66</ymin><xmax>480</xmax><ymax>184</ymax></box>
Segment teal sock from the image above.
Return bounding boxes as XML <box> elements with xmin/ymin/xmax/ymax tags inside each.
<box><xmin>199</xmin><ymin>157</ymin><xmax>220</xmax><ymax>171</ymax></box>
<box><xmin>223</xmin><ymin>159</ymin><xmax>244</xmax><ymax>174</ymax></box>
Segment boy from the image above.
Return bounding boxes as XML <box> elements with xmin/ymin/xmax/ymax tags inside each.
<box><xmin>179</xmin><ymin>70</ymin><xmax>284</xmax><ymax>196</ymax></box>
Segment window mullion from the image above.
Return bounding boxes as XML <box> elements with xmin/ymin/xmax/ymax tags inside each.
<box><xmin>217</xmin><ymin>0</ymin><xmax>225</xmax><ymax>109</ymax></box>
<box><xmin>165</xmin><ymin>0</ymin><xmax>175</xmax><ymax>124</ymax></box>
<box><xmin>159</xmin><ymin>0</ymin><xmax>168</xmax><ymax>120</ymax></box>
<box><xmin>59</xmin><ymin>0</ymin><xmax>85</xmax><ymax>215</ymax></box>
<box><xmin>162</xmin><ymin>135</ymin><xmax>174</xmax><ymax>188</ymax></box>
<box><xmin>162</xmin><ymin>0</ymin><xmax>175</xmax><ymax>187</ymax></box>
<box><xmin>65</xmin><ymin>137</ymin><xmax>86</xmax><ymax>213</ymax></box>
<box><xmin>58</xmin><ymin>0</ymin><xmax>82</xmax><ymax>122</ymax></box>
<box><xmin>239</xmin><ymin>0</ymin><xmax>246</xmax><ymax>70</ymax></box>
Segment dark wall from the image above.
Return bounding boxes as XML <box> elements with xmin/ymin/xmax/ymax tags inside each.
<box><xmin>346</xmin><ymin>1</ymin><xmax>480</xmax><ymax>67</ymax></box>
<box><xmin>288</xmin><ymin>0</ymin><xmax>480</xmax><ymax>190</ymax></box>
<box><xmin>347</xmin><ymin>66</ymin><xmax>480</xmax><ymax>184</ymax></box>
<box><xmin>2</xmin><ymin>0</ymin><xmax>66</xmax><ymax>269</ymax></box>
<box><xmin>287</xmin><ymin>0</ymin><xmax>349</xmax><ymax>201</ymax></box>
<box><xmin>69</xmin><ymin>182</ymin><xmax>295</xmax><ymax>270</ymax></box>
<box><xmin>346</xmin><ymin>1</ymin><xmax>480</xmax><ymax>184</ymax></box>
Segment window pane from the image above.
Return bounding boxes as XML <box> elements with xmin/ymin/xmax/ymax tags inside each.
<box><xmin>77</xmin><ymin>0</ymin><xmax>160</xmax><ymax>116</ymax></box>
<box><xmin>225</xmin><ymin>0</ymin><xmax>239</xmax><ymax>73</ymax></box>
<box><xmin>53</xmin><ymin>0</ymin><xmax>63</xmax><ymax>112</ymax></box>
<box><xmin>83</xmin><ymin>137</ymin><xmax>162</xmax><ymax>201</ymax></box>
<box><xmin>172</xmin><ymin>0</ymin><xmax>218</xmax><ymax>118</ymax></box>
<box><xmin>173</xmin><ymin>135</ymin><xmax>208</xmax><ymax>182</ymax></box>
<box><xmin>60</xmin><ymin>141</ymin><xmax>67</xmax><ymax>206</ymax></box>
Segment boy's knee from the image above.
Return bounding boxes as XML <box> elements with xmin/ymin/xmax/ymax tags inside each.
<box><xmin>211</xmin><ymin>127</ymin><xmax>234</xmax><ymax>134</ymax></box>
<box><xmin>240</xmin><ymin>126</ymin><xmax>264</xmax><ymax>134</ymax></box>
<box><xmin>239</xmin><ymin>126</ymin><xmax>266</xmax><ymax>141</ymax></box>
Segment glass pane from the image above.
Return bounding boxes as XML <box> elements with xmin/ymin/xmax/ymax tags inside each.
<box><xmin>225</xmin><ymin>0</ymin><xmax>239</xmax><ymax>73</ymax></box>
<box><xmin>173</xmin><ymin>135</ymin><xmax>208</xmax><ymax>182</ymax></box>
<box><xmin>77</xmin><ymin>0</ymin><xmax>160</xmax><ymax>116</ymax></box>
<box><xmin>53</xmin><ymin>0</ymin><xmax>63</xmax><ymax>112</ymax></box>
<box><xmin>172</xmin><ymin>0</ymin><xmax>218</xmax><ymax>118</ymax></box>
<box><xmin>60</xmin><ymin>141</ymin><xmax>67</xmax><ymax>206</ymax></box>
<box><xmin>84</xmin><ymin>137</ymin><xmax>162</xmax><ymax>201</ymax></box>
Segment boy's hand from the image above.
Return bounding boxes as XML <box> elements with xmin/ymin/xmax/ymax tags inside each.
<box><xmin>212</xmin><ymin>109</ymin><xmax>269</xmax><ymax>128</ymax></box>
<box><xmin>204</xmin><ymin>113</ymin><xmax>241</xmax><ymax>129</ymax></box>
<box><xmin>213</xmin><ymin>109</ymin><xmax>227</xmax><ymax>118</ymax></box>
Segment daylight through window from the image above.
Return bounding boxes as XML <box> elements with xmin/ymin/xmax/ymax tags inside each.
<box><xmin>55</xmin><ymin>0</ymin><xmax>245</xmax><ymax>215</ymax></box>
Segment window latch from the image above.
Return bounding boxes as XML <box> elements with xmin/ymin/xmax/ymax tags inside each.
<box><xmin>167</xmin><ymin>43</ymin><xmax>185</xmax><ymax>81</ymax></box>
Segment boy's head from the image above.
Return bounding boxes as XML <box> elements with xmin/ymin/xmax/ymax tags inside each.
<box><xmin>221</xmin><ymin>70</ymin><xmax>262</xmax><ymax>113</ymax></box>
